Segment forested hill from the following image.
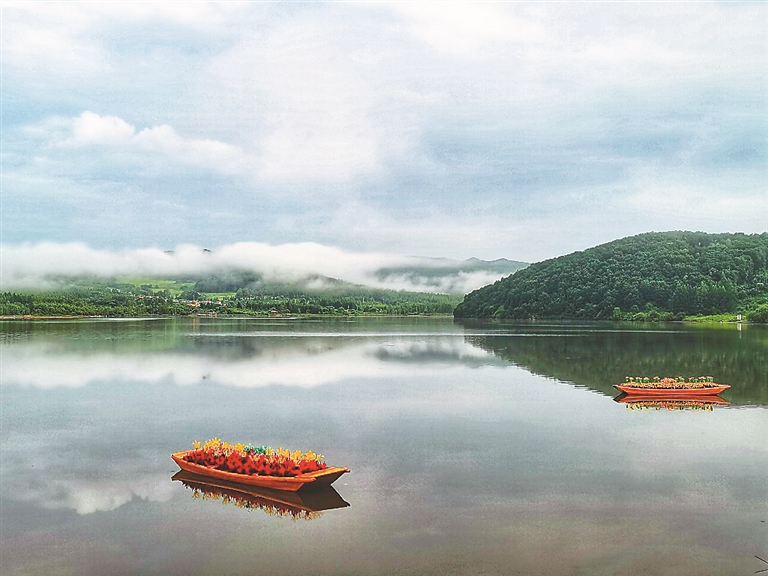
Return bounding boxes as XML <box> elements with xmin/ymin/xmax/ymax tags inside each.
<box><xmin>453</xmin><ymin>232</ymin><xmax>768</xmax><ymax>321</ymax></box>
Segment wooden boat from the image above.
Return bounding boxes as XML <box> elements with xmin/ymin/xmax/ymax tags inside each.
<box><xmin>614</xmin><ymin>384</ymin><xmax>730</xmax><ymax>396</ymax></box>
<box><xmin>171</xmin><ymin>471</ymin><xmax>350</xmax><ymax>516</ymax></box>
<box><xmin>171</xmin><ymin>451</ymin><xmax>349</xmax><ymax>492</ymax></box>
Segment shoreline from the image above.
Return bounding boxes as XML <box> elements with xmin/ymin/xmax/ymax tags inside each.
<box><xmin>0</xmin><ymin>313</ymin><xmax>457</xmax><ymax>321</ymax></box>
<box><xmin>1</xmin><ymin>314</ymin><xmax>757</xmax><ymax>325</ymax></box>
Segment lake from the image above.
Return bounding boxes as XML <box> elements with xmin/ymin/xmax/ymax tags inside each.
<box><xmin>1</xmin><ymin>317</ymin><xmax>766</xmax><ymax>575</ymax></box>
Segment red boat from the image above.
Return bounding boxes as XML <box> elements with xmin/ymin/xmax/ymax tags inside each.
<box><xmin>614</xmin><ymin>384</ymin><xmax>730</xmax><ymax>396</ymax></box>
<box><xmin>171</xmin><ymin>451</ymin><xmax>349</xmax><ymax>492</ymax></box>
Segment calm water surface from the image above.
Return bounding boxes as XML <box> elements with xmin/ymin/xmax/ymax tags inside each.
<box><xmin>1</xmin><ymin>317</ymin><xmax>766</xmax><ymax>575</ymax></box>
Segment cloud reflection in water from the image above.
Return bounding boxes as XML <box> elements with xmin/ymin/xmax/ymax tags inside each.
<box><xmin>1</xmin><ymin>334</ymin><xmax>504</xmax><ymax>389</ymax></box>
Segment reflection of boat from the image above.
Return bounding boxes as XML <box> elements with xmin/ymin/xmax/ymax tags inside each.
<box><xmin>172</xmin><ymin>471</ymin><xmax>349</xmax><ymax>519</ymax></box>
<box><xmin>614</xmin><ymin>384</ymin><xmax>730</xmax><ymax>396</ymax></box>
<box><xmin>172</xmin><ymin>451</ymin><xmax>349</xmax><ymax>492</ymax></box>
<box><xmin>615</xmin><ymin>394</ymin><xmax>730</xmax><ymax>411</ymax></box>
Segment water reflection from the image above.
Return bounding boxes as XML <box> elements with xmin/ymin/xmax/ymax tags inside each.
<box><xmin>4</xmin><ymin>318</ymin><xmax>764</xmax><ymax>404</ymax></box>
<box><xmin>172</xmin><ymin>471</ymin><xmax>350</xmax><ymax>519</ymax></box>
<box><xmin>2</xmin><ymin>318</ymin><xmax>766</xmax><ymax>575</ymax></box>
<box><xmin>5</xmin><ymin>469</ymin><xmax>175</xmax><ymax>515</ymax></box>
<box><xmin>0</xmin><ymin>322</ymin><xmax>502</xmax><ymax>389</ymax></box>
<box><xmin>457</xmin><ymin>319</ymin><xmax>768</xmax><ymax>405</ymax></box>
<box><xmin>614</xmin><ymin>394</ymin><xmax>730</xmax><ymax>411</ymax></box>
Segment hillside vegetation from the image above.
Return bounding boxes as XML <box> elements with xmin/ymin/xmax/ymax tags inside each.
<box><xmin>454</xmin><ymin>232</ymin><xmax>768</xmax><ymax>321</ymax></box>
<box><xmin>0</xmin><ymin>280</ymin><xmax>460</xmax><ymax>318</ymax></box>
<box><xmin>0</xmin><ymin>255</ymin><xmax>523</xmax><ymax>318</ymax></box>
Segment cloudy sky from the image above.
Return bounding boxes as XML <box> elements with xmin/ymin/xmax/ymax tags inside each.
<box><xmin>1</xmin><ymin>2</ymin><xmax>766</xmax><ymax>280</ymax></box>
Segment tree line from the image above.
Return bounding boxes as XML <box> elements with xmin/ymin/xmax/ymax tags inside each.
<box><xmin>0</xmin><ymin>285</ymin><xmax>459</xmax><ymax>318</ymax></box>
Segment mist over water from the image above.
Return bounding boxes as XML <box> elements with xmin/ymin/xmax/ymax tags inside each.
<box><xmin>0</xmin><ymin>242</ymin><xmax>522</xmax><ymax>294</ymax></box>
<box><xmin>2</xmin><ymin>317</ymin><xmax>766</xmax><ymax>575</ymax></box>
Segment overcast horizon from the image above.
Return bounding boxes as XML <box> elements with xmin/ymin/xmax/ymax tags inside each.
<box><xmin>2</xmin><ymin>2</ymin><xmax>766</xmax><ymax>277</ymax></box>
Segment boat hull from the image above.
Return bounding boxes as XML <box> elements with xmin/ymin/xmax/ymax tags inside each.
<box><xmin>171</xmin><ymin>451</ymin><xmax>349</xmax><ymax>492</ymax></box>
<box><xmin>171</xmin><ymin>471</ymin><xmax>350</xmax><ymax>512</ymax></box>
<box><xmin>614</xmin><ymin>384</ymin><xmax>730</xmax><ymax>396</ymax></box>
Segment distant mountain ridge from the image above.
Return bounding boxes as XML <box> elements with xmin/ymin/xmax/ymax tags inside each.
<box><xmin>373</xmin><ymin>257</ymin><xmax>528</xmax><ymax>294</ymax></box>
<box><xmin>454</xmin><ymin>231</ymin><xmax>768</xmax><ymax>320</ymax></box>
<box><xmin>1</xmin><ymin>240</ymin><xmax>528</xmax><ymax>296</ymax></box>
<box><xmin>377</xmin><ymin>256</ymin><xmax>526</xmax><ymax>276</ymax></box>
<box><xmin>187</xmin><ymin>257</ymin><xmax>528</xmax><ymax>295</ymax></box>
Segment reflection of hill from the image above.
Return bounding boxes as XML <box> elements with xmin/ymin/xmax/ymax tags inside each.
<box><xmin>458</xmin><ymin>321</ymin><xmax>768</xmax><ymax>406</ymax></box>
<box><xmin>0</xmin><ymin>317</ymin><xmax>464</xmax><ymax>355</ymax></box>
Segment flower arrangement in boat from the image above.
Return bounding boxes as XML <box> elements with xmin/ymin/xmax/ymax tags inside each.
<box><xmin>182</xmin><ymin>438</ymin><xmax>328</xmax><ymax>477</ymax></box>
<box><xmin>621</xmin><ymin>376</ymin><xmax>718</xmax><ymax>389</ymax></box>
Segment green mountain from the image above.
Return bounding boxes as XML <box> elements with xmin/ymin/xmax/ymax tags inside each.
<box><xmin>454</xmin><ymin>232</ymin><xmax>768</xmax><ymax>321</ymax></box>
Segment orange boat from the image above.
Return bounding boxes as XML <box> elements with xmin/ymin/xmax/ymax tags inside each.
<box><xmin>614</xmin><ymin>384</ymin><xmax>730</xmax><ymax>396</ymax></box>
<box><xmin>171</xmin><ymin>451</ymin><xmax>349</xmax><ymax>492</ymax></box>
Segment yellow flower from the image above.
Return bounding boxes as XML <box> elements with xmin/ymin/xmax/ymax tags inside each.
<box><xmin>203</xmin><ymin>437</ymin><xmax>222</xmax><ymax>451</ymax></box>
<box><xmin>193</xmin><ymin>441</ymin><xmax>201</xmax><ymax>450</ymax></box>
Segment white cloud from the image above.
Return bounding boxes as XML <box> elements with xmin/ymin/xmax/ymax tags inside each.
<box><xmin>59</xmin><ymin>111</ymin><xmax>250</xmax><ymax>175</ymax></box>
<box><xmin>0</xmin><ymin>240</ymin><xmax>519</xmax><ymax>293</ymax></box>
<box><xmin>388</xmin><ymin>2</ymin><xmax>547</xmax><ymax>55</ymax></box>
<box><xmin>71</xmin><ymin>111</ymin><xmax>136</xmax><ymax>145</ymax></box>
<box><xmin>133</xmin><ymin>124</ymin><xmax>248</xmax><ymax>175</ymax></box>
<box><xmin>1</xmin><ymin>4</ymin><xmax>106</xmax><ymax>76</ymax></box>
<box><xmin>2</xmin><ymin>2</ymin><xmax>765</xmax><ymax>259</ymax></box>
<box><xmin>33</xmin><ymin>106</ymin><xmax>385</xmax><ymax>183</ymax></box>
<box><xmin>211</xmin><ymin>27</ymin><xmax>394</xmax><ymax>183</ymax></box>
<box><xmin>1</xmin><ymin>2</ymin><xmax>246</xmax><ymax>76</ymax></box>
